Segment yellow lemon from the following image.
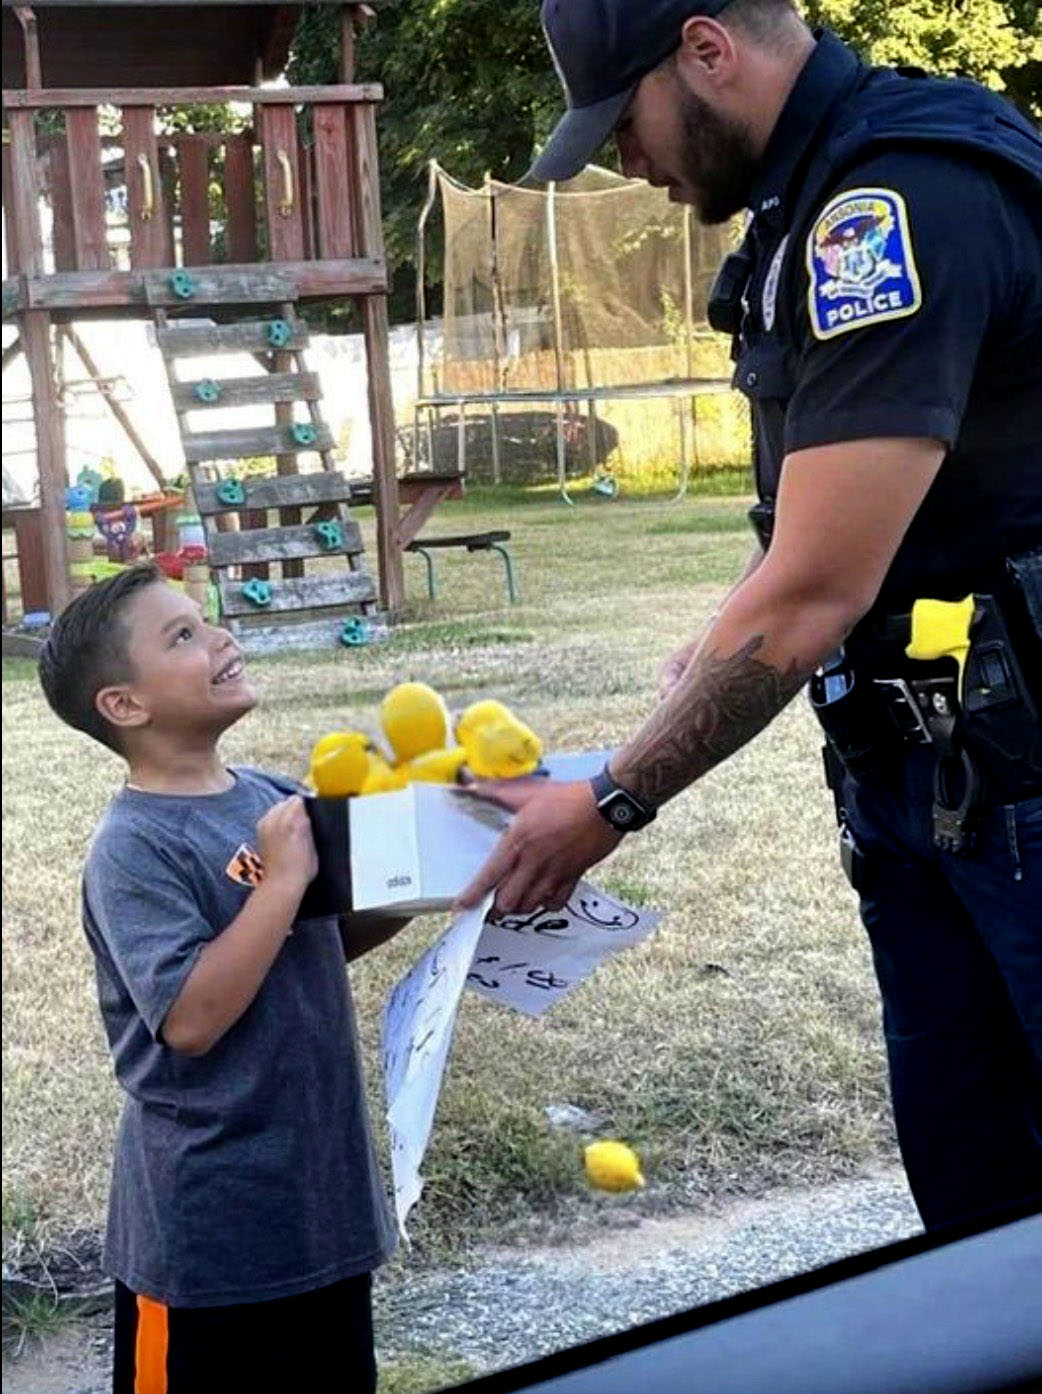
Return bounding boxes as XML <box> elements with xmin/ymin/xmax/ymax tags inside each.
<box><xmin>310</xmin><ymin>741</ymin><xmax>371</xmax><ymax>798</ymax></box>
<box><xmin>381</xmin><ymin>682</ymin><xmax>450</xmax><ymax>763</ymax></box>
<box><xmin>583</xmin><ymin>1141</ymin><xmax>645</xmax><ymax>1193</ymax></box>
<box><xmin>455</xmin><ymin>699</ymin><xmax>513</xmax><ymax>746</ymax></box>
<box><xmin>403</xmin><ymin>747</ymin><xmax>468</xmax><ymax>784</ymax></box>
<box><xmin>461</xmin><ymin>714</ymin><xmax>542</xmax><ymax>779</ymax></box>
<box><xmin>309</xmin><ymin>730</ymin><xmax>370</xmax><ymax>765</ymax></box>
<box><xmin>360</xmin><ymin>752</ymin><xmax>408</xmax><ymax>796</ymax></box>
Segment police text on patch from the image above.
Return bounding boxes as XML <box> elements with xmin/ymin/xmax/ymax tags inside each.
<box><xmin>806</xmin><ymin>188</ymin><xmax>921</xmax><ymax>341</ymax></box>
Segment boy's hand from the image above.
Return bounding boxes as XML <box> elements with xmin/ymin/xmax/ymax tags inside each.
<box><xmin>257</xmin><ymin>797</ymin><xmax>319</xmax><ymax>891</ymax></box>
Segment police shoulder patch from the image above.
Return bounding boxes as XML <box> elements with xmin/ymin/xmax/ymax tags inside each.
<box><xmin>806</xmin><ymin>187</ymin><xmax>921</xmax><ymax>341</ymax></box>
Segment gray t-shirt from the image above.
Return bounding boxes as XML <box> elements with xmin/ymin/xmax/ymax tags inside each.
<box><xmin>82</xmin><ymin>767</ymin><xmax>396</xmax><ymax>1308</ymax></box>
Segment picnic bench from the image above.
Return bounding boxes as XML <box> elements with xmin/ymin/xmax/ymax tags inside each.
<box><xmin>405</xmin><ymin>530</ymin><xmax>517</xmax><ymax>604</ymax></box>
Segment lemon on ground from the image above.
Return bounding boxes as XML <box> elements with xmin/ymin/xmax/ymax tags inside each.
<box><xmin>583</xmin><ymin>1140</ymin><xmax>645</xmax><ymax>1193</ymax></box>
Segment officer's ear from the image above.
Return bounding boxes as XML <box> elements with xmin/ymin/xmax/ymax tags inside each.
<box><xmin>677</xmin><ymin>16</ymin><xmax>738</xmax><ymax>85</ymax></box>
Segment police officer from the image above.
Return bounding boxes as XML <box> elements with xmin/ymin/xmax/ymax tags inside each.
<box><xmin>460</xmin><ymin>0</ymin><xmax>1042</xmax><ymax>1231</ymax></box>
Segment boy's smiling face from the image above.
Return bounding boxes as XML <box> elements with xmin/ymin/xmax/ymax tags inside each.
<box><xmin>97</xmin><ymin>581</ymin><xmax>257</xmax><ymax>741</ymax></box>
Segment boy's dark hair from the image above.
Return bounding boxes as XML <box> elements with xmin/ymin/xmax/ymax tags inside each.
<box><xmin>38</xmin><ymin>563</ymin><xmax>164</xmax><ymax>752</ymax></box>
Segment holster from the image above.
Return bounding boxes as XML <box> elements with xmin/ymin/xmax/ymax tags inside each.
<box><xmin>810</xmin><ymin>653</ymin><xmax>898</xmax><ymax>779</ymax></box>
<box><xmin>960</xmin><ymin>578</ymin><xmax>1042</xmax><ymax>800</ymax></box>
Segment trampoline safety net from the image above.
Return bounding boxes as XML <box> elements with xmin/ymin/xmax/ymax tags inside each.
<box><xmin>414</xmin><ymin>163</ymin><xmax>748</xmax><ymax>487</ymax></box>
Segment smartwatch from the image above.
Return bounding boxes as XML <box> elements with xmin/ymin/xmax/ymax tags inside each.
<box><xmin>590</xmin><ymin>766</ymin><xmax>656</xmax><ymax>834</ymax></box>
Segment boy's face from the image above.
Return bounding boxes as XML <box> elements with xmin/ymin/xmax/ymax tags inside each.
<box><xmin>100</xmin><ymin>582</ymin><xmax>257</xmax><ymax>741</ymax></box>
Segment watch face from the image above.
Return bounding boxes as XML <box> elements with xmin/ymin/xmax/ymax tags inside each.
<box><xmin>606</xmin><ymin>793</ymin><xmax>637</xmax><ymax>829</ymax></box>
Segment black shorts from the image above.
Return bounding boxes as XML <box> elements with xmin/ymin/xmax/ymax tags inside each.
<box><xmin>112</xmin><ymin>1272</ymin><xmax>376</xmax><ymax>1394</ymax></box>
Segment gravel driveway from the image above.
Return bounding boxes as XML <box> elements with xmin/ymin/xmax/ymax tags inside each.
<box><xmin>374</xmin><ymin>1167</ymin><xmax>920</xmax><ymax>1374</ymax></box>
<box><xmin>3</xmin><ymin>1168</ymin><xmax>920</xmax><ymax>1394</ymax></box>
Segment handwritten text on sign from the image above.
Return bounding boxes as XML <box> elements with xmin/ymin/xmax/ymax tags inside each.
<box><xmin>466</xmin><ymin>885</ymin><xmax>662</xmax><ymax>1016</ymax></box>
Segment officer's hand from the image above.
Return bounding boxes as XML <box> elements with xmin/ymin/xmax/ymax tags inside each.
<box><xmin>257</xmin><ymin>797</ymin><xmax>319</xmax><ymax>892</ymax></box>
<box><xmin>456</xmin><ymin>779</ymin><xmax>621</xmax><ymax>914</ymax></box>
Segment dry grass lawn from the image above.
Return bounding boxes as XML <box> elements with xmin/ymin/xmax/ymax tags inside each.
<box><xmin>1</xmin><ymin>487</ymin><xmax>895</xmax><ymax>1259</ymax></box>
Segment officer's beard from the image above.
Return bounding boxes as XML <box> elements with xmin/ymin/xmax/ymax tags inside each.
<box><xmin>676</xmin><ymin>86</ymin><xmax>760</xmax><ymax>225</ymax></box>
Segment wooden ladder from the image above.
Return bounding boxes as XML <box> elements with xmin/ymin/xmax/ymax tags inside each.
<box><xmin>147</xmin><ymin>270</ymin><xmax>377</xmax><ymax>652</ymax></box>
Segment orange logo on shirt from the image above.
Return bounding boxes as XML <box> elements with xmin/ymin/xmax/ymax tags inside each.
<box><xmin>226</xmin><ymin>843</ymin><xmax>265</xmax><ymax>888</ymax></box>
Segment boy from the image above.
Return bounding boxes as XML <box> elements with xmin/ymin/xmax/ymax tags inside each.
<box><xmin>38</xmin><ymin>564</ymin><xmax>402</xmax><ymax>1394</ymax></box>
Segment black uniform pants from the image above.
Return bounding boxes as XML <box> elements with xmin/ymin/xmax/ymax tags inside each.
<box><xmin>112</xmin><ymin>1272</ymin><xmax>376</xmax><ymax>1394</ymax></box>
<box><xmin>841</xmin><ymin>747</ymin><xmax>1042</xmax><ymax>1231</ymax></box>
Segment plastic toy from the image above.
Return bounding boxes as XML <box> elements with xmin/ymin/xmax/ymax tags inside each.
<box><xmin>65</xmin><ymin>484</ymin><xmax>94</xmax><ymax>511</ymax></box>
<box><xmin>177</xmin><ymin>512</ymin><xmax>207</xmax><ymax>553</ymax></box>
<box><xmin>65</xmin><ymin>510</ymin><xmax>97</xmax><ymax>538</ymax></box>
<box><xmin>75</xmin><ymin>467</ymin><xmax>103</xmax><ymax>504</ymax></box>
<box><xmin>96</xmin><ymin>503</ymin><xmax>143</xmax><ymax>563</ymax></box>
<box><xmin>583</xmin><ymin>1141</ymin><xmax>645</xmax><ymax>1193</ymax></box>
<box><xmin>96</xmin><ymin>476</ymin><xmax>126</xmax><ymax>506</ymax></box>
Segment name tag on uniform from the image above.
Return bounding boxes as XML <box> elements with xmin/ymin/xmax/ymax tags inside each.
<box><xmin>806</xmin><ymin>187</ymin><xmax>921</xmax><ymax>340</ymax></box>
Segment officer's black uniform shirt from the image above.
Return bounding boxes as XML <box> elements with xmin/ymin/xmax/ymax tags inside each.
<box><xmin>738</xmin><ymin>32</ymin><xmax>1042</xmax><ymax>615</ymax></box>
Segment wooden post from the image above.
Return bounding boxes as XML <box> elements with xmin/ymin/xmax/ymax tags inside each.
<box><xmin>14</xmin><ymin>6</ymin><xmax>42</xmax><ymax>89</ymax></box>
<box><xmin>22</xmin><ymin>313</ymin><xmax>72</xmax><ymax>616</ymax></box>
<box><xmin>349</xmin><ymin>100</ymin><xmax>403</xmax><ymax>613</ymax></box>
<box><xmin>274</xmin><ymin>329</ymin><xmax>302</xmax><ymax>580</ymax></box>
<box><xmin>8</xmin><ymin>111</ymin><xmax>44</xmax><ymax>276</ymax></box>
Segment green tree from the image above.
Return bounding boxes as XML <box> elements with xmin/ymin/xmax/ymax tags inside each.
<box><xmin>804</xmin><ymin>1</ymin><xmax>1041</xmax><ymax>114</ymax></box>
<box><xmin>290</xmin><ymin>0</ymin><xmax>558</xmax><ymax>322</ymax></box>
<box><xmin>290</xmin><ymin>0</ymin><xmax>1041</xmax><ymax>327</ymax></box>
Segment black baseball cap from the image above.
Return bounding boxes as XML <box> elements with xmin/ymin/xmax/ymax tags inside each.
<box><xmin>531</xmin><ymin>0</ymin><xmax>734</xmax><ymax>181</ymax></box>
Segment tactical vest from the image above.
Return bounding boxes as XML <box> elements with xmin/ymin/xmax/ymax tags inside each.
<box><xmin>722</xmin><ymin>66</ymin><xmax>1042</xmax><ymax>527</ymax></box>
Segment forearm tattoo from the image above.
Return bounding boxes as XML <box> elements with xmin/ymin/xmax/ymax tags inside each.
<box><xmin>614</xmin><ymin>635</ymin><xmax>811</xmax><ymax>808</ymax></box>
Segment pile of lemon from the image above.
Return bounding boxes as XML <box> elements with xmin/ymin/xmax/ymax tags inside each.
<box><xmin>307</xmin><ymin>682</ymin><xmax>544</xmax><ymax>797</ymax></box>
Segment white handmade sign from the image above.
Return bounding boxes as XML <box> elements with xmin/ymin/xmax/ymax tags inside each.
<box><xmin>381</xmin><ymin>877</ymin><xmax>661</xmax><ymax>1237</ymax></box>
<box><xmin>465</xmin><ymin>883</ymin><xmax>662</xmax><ymax>1017</ymax></box>
<box><xmin>381</xmin><ymin>895</ymin><xmax>493</xmax><ymax>1238</ymax></box>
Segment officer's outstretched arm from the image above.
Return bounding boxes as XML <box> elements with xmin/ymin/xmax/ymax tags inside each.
<box><xmin>612</xmin><ymin>436</ymin><xmax>945</xmax><ymax>806</ymax></box>
<box><xmin>457</xmin><ymin>436</ymin><xmax>944</xmax><ymax>915</ymax></box>
<box><xmin>658</xmin><ymin>541</ymin><xmax>765</xmax><ymax>700</ymax></box>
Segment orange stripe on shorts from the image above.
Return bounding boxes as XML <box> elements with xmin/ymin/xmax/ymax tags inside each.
<box><xmin>134</xmin><ymin>1293</ymin><xmax>169</xmax><ymax>1394</ymax></box>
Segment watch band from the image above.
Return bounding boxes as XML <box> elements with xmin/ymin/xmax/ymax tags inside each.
<box><xmin>590</xmin><ymin>766</ymin><xmax>656</xmax><ymax>833</ymax></box>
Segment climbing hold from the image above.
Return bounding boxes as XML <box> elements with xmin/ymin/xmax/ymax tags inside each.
<box><xmin>241</xmin><ymin>578</ymin><xmax>273</xmax><ymax>609</ymax></box>
<box><xmin>291</xmin><ymin>422</ymin><xmax>318</xmax><ymax>447</ymax></box>
<box><xmin>340</xmin><ymin>617</ymin><xmax>367</xmax><ymax>648</ymax></box>
<box><xmin>194</xmin><ymin>379</ymin><xmax>222</xmax><ymax>404</ymax></box>
<box><xmin>169</xmin><ymin>269</ymin><xmax>197</xmax><ymax>301</ymax></box>
<box><xmin>216</xmin><ymin>478</ymin><xmax>246</xmax><ymax>507</ymax></box>
<box><xmin>266</xmin><ymin>319</ymin><xmax>292</xmax><ymax>348</ymax></box>
<box><xmin>314</xmin><ymin>520</ymin><xmax>343</xmax><ymax>551</ymax></box>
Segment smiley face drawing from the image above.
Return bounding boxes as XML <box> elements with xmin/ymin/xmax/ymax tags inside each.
<box><xmin>566</xmin><ymin>893</ymin><xmax>640</xmax><ymax>932</ymax></box>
